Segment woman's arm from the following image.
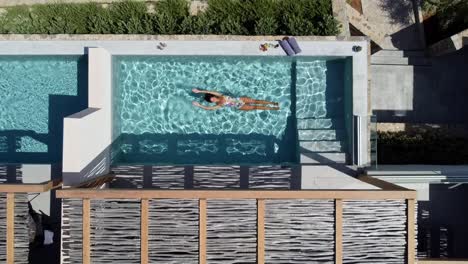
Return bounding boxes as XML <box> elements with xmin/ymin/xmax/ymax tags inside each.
<box><xmin>192</xmin><ymin>101</ymin><xmax>222</xmax><ymax>110</ymax></box>
<box><xmin>192</xmin><ymin>88</ymin><xmax>222</xmax><ymax>97</ymax></box>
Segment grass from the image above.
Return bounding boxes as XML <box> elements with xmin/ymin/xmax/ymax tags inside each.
<box><xmin>0</xmin><ymin>0</ymin><xmax>339</xmax><ymax>35</ymax></box>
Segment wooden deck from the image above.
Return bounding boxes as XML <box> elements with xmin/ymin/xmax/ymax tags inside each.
<box><xmin>0</xmin><ymin>180</ymin><xmax>61</xmax><ymax>264</ymax></box>
<box><xmin>57</xmin><ymin>178</ymin><xmax>417</xmax><ymax>264</ymax></box>
<box><xmin>2</xmin><ymin>174</ymin><xmax>462</xmax><ymax>263</ymax></box>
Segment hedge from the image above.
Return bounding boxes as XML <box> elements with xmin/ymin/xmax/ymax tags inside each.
<box><xmin>378</xmin><ymin>131</ymin><xmax>468</xmax><ymax>165</ymax></box>
<box><xmin>423</xmin><ymin>0</ymin><xmax>468</xmax><ymax>32</ymax></box>
<box><xmin>0</xmin><ymin>0</ymin><xmax>339</xmax><ymax>35</ymax></box>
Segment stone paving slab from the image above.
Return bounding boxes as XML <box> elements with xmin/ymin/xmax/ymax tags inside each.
<box><xmin>332</xmin><ymin>0</ymin><xmax>350</xmax><ymax>37</ymax></box>
<box><xmin>359</xmin><ymin>0</ymin><xmax>423</xmax><ymax>50</ymax></box>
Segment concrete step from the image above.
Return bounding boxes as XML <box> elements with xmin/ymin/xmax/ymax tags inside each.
<box><xmin>298</xmin><ymin>129</ymin><xmax>346</xmax><ymax>141</ymax></box>
<box><xmin>371</xmin><ymin>175</ymin><xmax>468</xmax><ymax>184</ymax></box>
<box><xmin>297</xmin><ymin>118</ymin><xmax>345</xmax><ymax>130</ymax></box>
<box><xmin>300</xmin><ymin>152</ymin><xmax>347</xmax><ymax>164</ymax></box>
<box><xmin>300</xmin><ymin>141</ymin><xmax>344</xmax><ymax>153</ymax></box>
<box><xmin>373</xmin><ymin>49</ymin><xmax>426</xmax><ymax>57</ymax></box>
<box><xmin>371</xmin><ymin>56</ymin><xmax>431</xmax><ymax>66</ymax></box>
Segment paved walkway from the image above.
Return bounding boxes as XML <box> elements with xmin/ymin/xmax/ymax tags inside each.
<box><xmin>372</xmin><ymin>44</ymin><xmax>468</xmax><ymax>124</ymax></box>
<box><xmin>352</xmin><ymin>0</ymin><xmax>424</xmax><ymax>50</ymax></box>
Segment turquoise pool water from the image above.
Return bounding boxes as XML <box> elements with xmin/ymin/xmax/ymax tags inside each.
<box><xmin>113</xmin><ymin>55</ymin><xmax>348</xmax><ymax>165</ymax></box>
<box><xmin>0</xmin><ymin>56</ymin><xmax>87</xmax><ymax>163</ymax></box>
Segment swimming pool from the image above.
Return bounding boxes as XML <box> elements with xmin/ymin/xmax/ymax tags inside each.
<box><xmin>112</xmin><ymin>55</ymin><xmax>351</xmax><ymax>165</ymax></box>
<box><xmin>0</xmin><ymin>56</ymin><xmax>87</xmax><ymax>163</ymax></box>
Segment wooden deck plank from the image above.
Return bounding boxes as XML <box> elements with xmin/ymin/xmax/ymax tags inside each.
<box><xmin>199</xmin><ymin>199</ymin><xmax>207</xmax><ymax>264</ymax></box>
<box><xmin>358</xmin><ymin>175</ymin><xmax>409</xmax><ymax>190</ymax></box>
<box><xmin>57</xmin><ymin>189</ymin><xmax>417</xmax><ymax>200</ymax></box>
<box><xmin>6</xmin><ymin>193</ymin><xmax>15</xmax><ymax>264</ymax></box>
<box><xmin>335</xmin><ymin>199</ymin><xmax>343</xmax><ymax>264</ymax></box>
<box><xmin>141</xmin><ymin>199</ymin><xmax>149</xmax><ymax>264</ymax></box>
<box><xmin>257</xmin><ymin>199</ymin><xmax>265</xmax><ymax>264</ymax></box>
<box><xmin>83</xmin><ymin>199</ymin><xmax>91</xmax><ymax>264</ymax></box>
<box><xmin>0</xmin><ymin>179</ymin><xmax>62</xmax><ymax>193</ymax></box>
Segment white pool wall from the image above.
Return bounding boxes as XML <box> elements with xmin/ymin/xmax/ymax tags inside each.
<box><xmin>62</xmin><ymin>48</ymin><xmax>113</xmax><ymax>186</ymax></box>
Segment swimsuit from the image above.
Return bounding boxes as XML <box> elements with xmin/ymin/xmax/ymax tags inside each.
<box><xmin>223</xmin><ymin>96</ymin><xmax>244</xmax><ymax>109</ymax></box>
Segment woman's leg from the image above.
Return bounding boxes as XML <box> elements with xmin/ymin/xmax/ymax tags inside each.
<box><xmin>239</xmin><ymin>105</ymin><xmax>279</xmax><ymax>111</ymax></box>
<box><xmin>241</xmin><ymin>97</ymin><xmax>278</xmax><ymax>106</ymax></box>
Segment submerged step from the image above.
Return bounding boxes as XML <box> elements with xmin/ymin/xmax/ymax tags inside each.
<box><xmin>296</xmin><ymin>100</ymin><xmax>345</xmax><ymax>119</ymax></box>
<box><xmin>297</xmin><ymin>118</ymin><xmax>345</xmax><ymax>130</ymax></box>
<box><xmin>300</xmin><ymin>152</ymin><xmax>347</xmax><ymax>164</ymax></box>
<box><xmin>299</xmin><ymin>141</ymin><xmax>344</xmax><ymax>152</ymax></box>
<box><xmin>298</xmin><ymin>129</ymin><xmax>346</xmax><ymax>141</ymax></box>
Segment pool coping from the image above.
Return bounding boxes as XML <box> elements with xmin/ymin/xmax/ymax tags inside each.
<box><xmin>0</xmin><ymin>35</ymin><xmax>371</xmax><ymax>167</ymax></box>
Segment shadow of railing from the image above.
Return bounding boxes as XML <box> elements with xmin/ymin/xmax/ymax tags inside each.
<box><xmin>108</xmin><ymin>163</ymin><xmax>299</xmax><ymax>190</ymax></box>
<box><xmin>112</xmin><ymin>129</ymin><xmax>298</xmax><ymax>165</ymax></box>
<box><xmin>0</xmin><ymin>130</ymin><xmax>50</xmax><ymax>163</ymax></box>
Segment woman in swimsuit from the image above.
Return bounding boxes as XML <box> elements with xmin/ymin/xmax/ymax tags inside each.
<box><xmin>191</xmin><ymin>89</ymin><xmax>279</xmax><ymax>111</ymax></box>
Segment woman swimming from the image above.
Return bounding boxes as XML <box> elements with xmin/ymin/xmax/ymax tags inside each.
<box><xmin>191</xmin><ymin>89</ymin><xmax>279</xmax><ymax>111</ymax></box>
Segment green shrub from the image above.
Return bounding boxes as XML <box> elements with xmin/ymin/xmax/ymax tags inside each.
<box><xmin>378</xmin><ymin>131</ymin><xmax>468</xmax><ymax>165</ymax></box>
<box><xmin>254</xmin><ymin>16</ymin><xmax>277</xmax><ymax>35</ymax></box>
<box><xmin>31</xmin><ymin>3</ymin><xmax>100</xmax><ymax>34</ymax></box>
<box><xmin>180</xmin><ymin>14</ymin><xmax>213</xmax><ymax>34</ymax></box>
<box><xmin>278</xmin><ymin>0</ymin><xmax>338</xmax><ymax>35</ymax></box>
<box><xmin>0</xmin><ymin>6</ymin><xmax>35</xmax><ymax>34</ymax></box>
<box><xmin>204</xmin><ymin>0</ymin><xmax>246</xmax><ymax>34</ymax></box>
<box><xmin>154</xmin><ymin>0</ymin><xmax>189</xmax><ymax>34</ymax></box>
<box><xmin>0</xmin><ymin>0</ymin><xmax>339</xmax><ymax>35</ymax></box>
<box><xmin>106</xmin><ymin>1</ymin><xmax>152</xmax><ymax>34</ymax></box>
<box><xmin>87</xmin><ymin>8</ymin><xmax>113</xmax><ymax>34</ymax></box>
<box><xmin>423</xmin><ymin>0</ymin><xmax>468</xmax><ymax>40</ymax></box>
<box><xmin>248</xmin><ymin>0</ymin><xmax>278</xmax><ymax>35</ymax></box>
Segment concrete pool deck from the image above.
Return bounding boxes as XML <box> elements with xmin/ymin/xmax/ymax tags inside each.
<box><xmin>0</xmin><ymin>35</ymin><xmax>371</xmax><ymax>185</ymax></box>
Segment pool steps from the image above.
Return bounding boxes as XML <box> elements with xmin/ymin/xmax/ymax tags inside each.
<box><xmin>296</xmin><ymin>101</ymin><xmax>345</xmax><ymax>119</ymax></box>
<box><xmin>298</xmin><ymin>124</ymin><xmax>348</xmax><ymax>163</ymax></box>
<box><xmin>298</xmin><ymin>129</ymin><xmax>346</xmax><ymax>141</ymax></box>
<box><xmin>297</xmin><ymin>118</ymin><xmax>344</xmax><ymax>130</ymax></box>
<box><xmin>300</xmin><ymin>152</ymin><xmax>347</xmax><ymax>164</ymax></box>
<box><xmin>299</xmin><ymin>141</ymin><xmax>344</xmax><ymax>153</ymax></box>
<box><xmin>295</xmin><ymin>60</ymin><xmax>348</xmax><ymax>167</ymax></box>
